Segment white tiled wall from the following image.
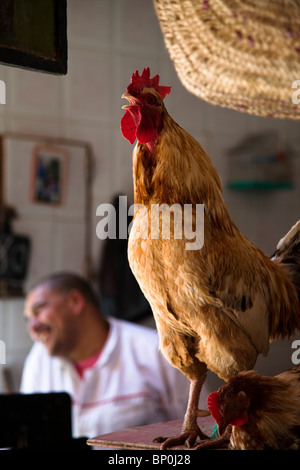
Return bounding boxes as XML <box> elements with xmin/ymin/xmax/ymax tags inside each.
<box><xmin>0</xmin><ymin>0</ymin><xmax>300</xmax><ymax>392</ymax></box>
<box><xmin>0</xmin><ymin>300</ymin><xmax>33</xmax><ymax>392</ymax></box>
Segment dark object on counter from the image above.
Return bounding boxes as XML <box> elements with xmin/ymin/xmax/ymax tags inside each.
<box><xmin>0</xmin><ymin>392</ymin><xmax>90</xmax><ymax>450</ymax></box>
<box><xmin>0</xmin><ymin>233</ymin><xmax>31</xmax><ymax>296</ymax></box>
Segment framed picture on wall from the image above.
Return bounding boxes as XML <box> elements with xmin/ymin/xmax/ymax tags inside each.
<box><xmin>2</xmin><ymin>132</ymin><xmax>93</xmax><ymax>288</ymax></box>
<box><xmin>30</xmin><ymin>144</ymin><xmax>69</xmax><ymax>206</ymax></box>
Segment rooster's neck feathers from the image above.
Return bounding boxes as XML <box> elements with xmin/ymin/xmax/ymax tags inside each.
<box><xmin>132</xmin><ymin>111</ymin><xmax>235</xmax><ymax>235</ymax></box>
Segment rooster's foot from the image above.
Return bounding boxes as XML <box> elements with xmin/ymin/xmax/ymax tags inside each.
<box><xmin>193</xmin><ymin>435</ymin><xmax>230</xmax><ymax>450</ymax></box>
<box><xmin>154</xmin><ymin>377</ymin><xmax>209</xmax><ymax>449</ymax></box>
<box><xmin>153</xmin><ymin>425</ymin><xmax>209</xmax><ymax>450</ymax></box>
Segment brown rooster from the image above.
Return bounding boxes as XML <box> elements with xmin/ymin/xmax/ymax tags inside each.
<box><xmin>121</xmin><ymin>68</ymin><xmax>300</xmax><ymax>449</ymax></box>
<box><xmin>207</xmin><ymin>366</ymin><xmax>300</xmax><ymax>450</ymax></box>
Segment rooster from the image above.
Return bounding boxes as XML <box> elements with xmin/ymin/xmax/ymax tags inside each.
<box><xmin>121</xmin><ymin>68</ymin><xmax>300</xmax><ymax>449</ymax></box>
<box><xmin>207</xmin><ymin>366</ymin><xmax>300</xmax><ymax>450</ymax></box>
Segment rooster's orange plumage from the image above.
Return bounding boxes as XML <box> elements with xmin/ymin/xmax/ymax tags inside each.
<box><xmin>121</xmin><ymin>68</ymin><xmax>300</xmax><ymax>449</ymax></box>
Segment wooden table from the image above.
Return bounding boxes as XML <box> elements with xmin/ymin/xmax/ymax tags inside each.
<box><xmin>87</xmin><ymin>416</ymin><xmax>216</xmax><ymax>450</ymax></box>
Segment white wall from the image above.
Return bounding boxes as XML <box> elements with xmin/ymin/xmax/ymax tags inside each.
<box><xmin>0</xmin><ymin>0</ymin><xmax>299</xmax><ymax>392</ymax></box>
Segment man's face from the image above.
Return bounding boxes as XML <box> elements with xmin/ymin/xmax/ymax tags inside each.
<box><xmin>24</xmin><ymin>285</ymin><xmax>79</xmax><ymax>357</ymax></box>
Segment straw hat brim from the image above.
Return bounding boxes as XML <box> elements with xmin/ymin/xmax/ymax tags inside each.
<box><xmin>154</xmin><ymin>0</ymin><xmax>300</xmax><ymax>120</ymax></box>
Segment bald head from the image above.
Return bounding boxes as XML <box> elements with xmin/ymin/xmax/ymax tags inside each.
<box><xmin>28</xmin><ymin>272</ymin><xmax>100</xmax><ymax>310</ymax></box>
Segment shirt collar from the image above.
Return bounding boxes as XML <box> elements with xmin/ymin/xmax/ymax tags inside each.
<box><xmin>93</xmin><ymin>316</ymin><xmax>119</xmax><ymax>368</ymax></box>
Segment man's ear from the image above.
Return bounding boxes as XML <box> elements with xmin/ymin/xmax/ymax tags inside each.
<box><xmin>67</xmin><ymin>289</ymin><xmax>86</xmax><ymax>315</ymax></box>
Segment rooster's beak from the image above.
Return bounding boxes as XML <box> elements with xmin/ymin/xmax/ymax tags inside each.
<box><xmin>121</xmin><ymin>93</ymin><xmax>141</xmax><ymax>109</ymax></box>
<box><xmin>218</xmin><ymin>419</ymin><xmax>230</xmax><ymax>437</ymax></box>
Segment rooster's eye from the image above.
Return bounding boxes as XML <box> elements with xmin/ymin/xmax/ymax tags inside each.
<box><xmin>146</xmin><ymin>94</ymin><xmax>157</xmax><ymax>105</ymax></box>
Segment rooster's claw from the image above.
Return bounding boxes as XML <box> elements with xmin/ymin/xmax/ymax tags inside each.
<box><xmin>153</xmin><ymin>427</ymin><xmax>209</xmax><ymax>450</ymax></box>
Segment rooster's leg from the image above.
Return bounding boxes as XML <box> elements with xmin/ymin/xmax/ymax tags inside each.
<box><xmin>154</xmin><ymin>375</ymin><xmax>209</xmax><ymax>450</ymax></box>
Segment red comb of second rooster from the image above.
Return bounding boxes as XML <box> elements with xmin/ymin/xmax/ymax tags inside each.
<box><xmin>127</xmin><ymin>67</ymin><xmax>171</xmax><ymax>99</ymax></box>
<box><xmin>207</xmin><ymin>391</ymin><xmax>221</xmax><ymax>424</ymax></box>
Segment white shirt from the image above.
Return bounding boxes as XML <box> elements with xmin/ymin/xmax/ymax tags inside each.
<box><xmin>20</xmin><ymin>316</ymin><xmax>190</xmax><ymax>439</ymax></box>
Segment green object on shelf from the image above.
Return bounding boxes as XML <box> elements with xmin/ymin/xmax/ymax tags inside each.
<box><xmin>211</xmin><ymin>423</ymin><xmax>220</xmax><ymax>439</ymax></box>
<box><xmin>227</xmin><ymin>180</ymin><xmax>294</xmax><ymax>190</ymax></box>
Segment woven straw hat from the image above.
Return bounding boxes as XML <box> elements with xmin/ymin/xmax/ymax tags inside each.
<box><xmin>154</xmin><ymin>0</ymin><xmax>300</xmax><ymax>120</ymax></box>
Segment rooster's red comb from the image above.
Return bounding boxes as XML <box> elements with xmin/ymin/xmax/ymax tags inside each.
<box><xmin>127</xmin><ymin>68</ymin><xmax>171</xmax><ymax>99</ymax></box>
<box><xmin>207</xmin><ymin>391</ymin><xmax>221</xmax><ymax>424</ymax></box>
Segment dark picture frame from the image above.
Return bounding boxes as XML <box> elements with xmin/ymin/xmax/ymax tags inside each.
<box><xmin>0</xmin><ymin>0</ymin><xmax>67</xmax><ymax>75</ymax></box>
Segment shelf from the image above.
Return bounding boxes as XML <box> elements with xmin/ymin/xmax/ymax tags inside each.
<box><xmin>226</xmin><ymin>180</ymin><xmax>294</xmax><ymax>190</ymax></box>
<box><xmin>87</xmin><ymin>417</ymin><xmax>217</xmax><ymax>450</ymax></box>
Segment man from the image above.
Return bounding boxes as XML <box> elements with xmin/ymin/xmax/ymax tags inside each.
<box><xmin>20</xmin><ymin>272</ymin><xmax>190</xmax><ymax>440</ymax></box>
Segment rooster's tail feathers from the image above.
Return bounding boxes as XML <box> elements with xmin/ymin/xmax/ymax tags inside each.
<box><xmin>272</xmin><ymin>220</ymin><xmax>300</xmax><ymax>303</ymax></box>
